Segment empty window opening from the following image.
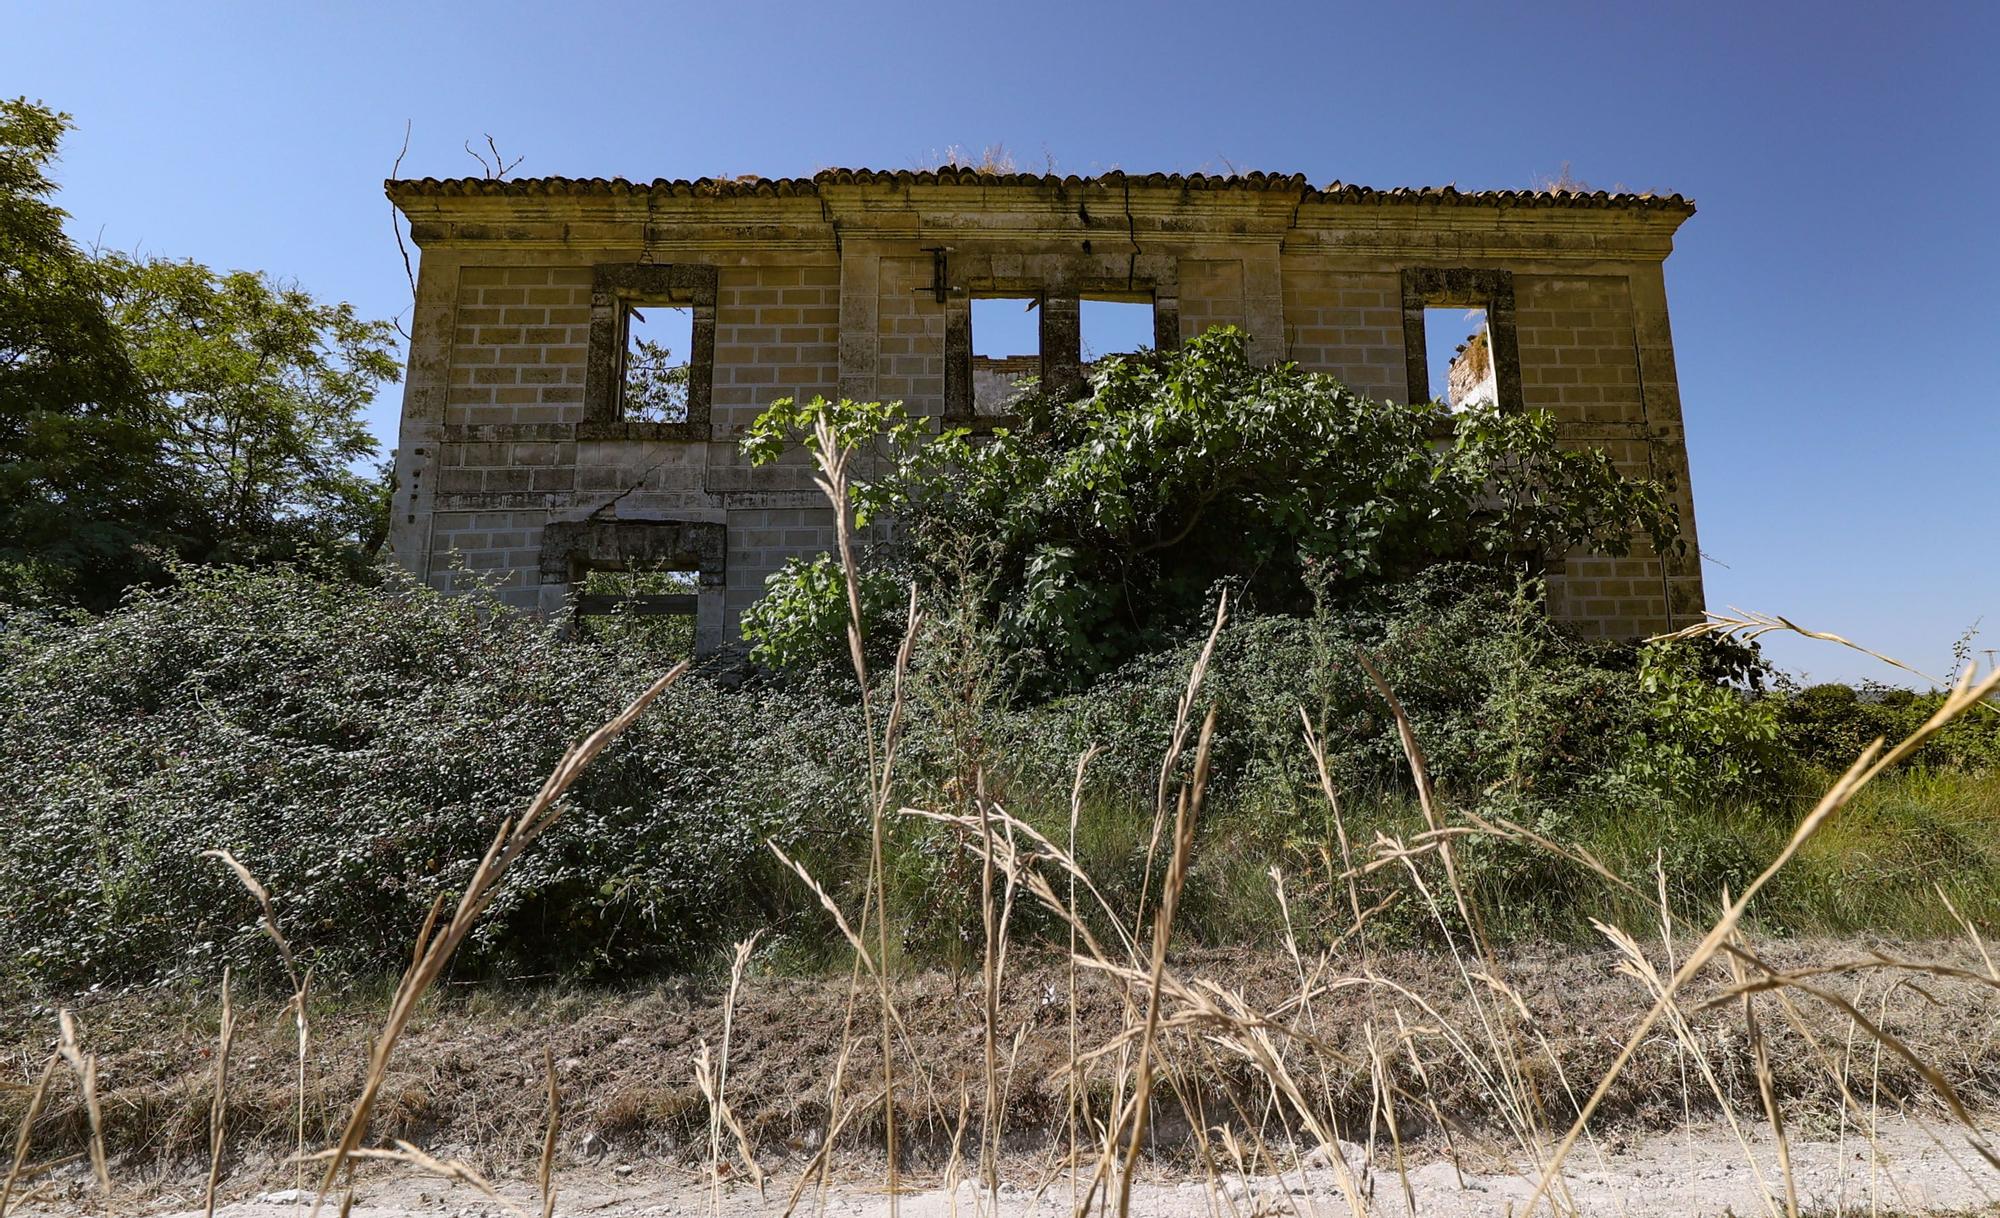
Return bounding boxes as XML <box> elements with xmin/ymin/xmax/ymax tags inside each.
<box><xmin>621</xmin><ymin>304</ymin><xmax>694</xmax><ymax>423</ymax></box>
<box><xmin>576</xmin><ymin>566</ymin><xmax>698</xmax><ymax>657</ymax></box>
<box><xmin>1080</xmin><ymin>298</ymin><xmax>1154</xmax><ymax>366</ymax></box>
<box><xmin>1425</xmin><ymin>307</ymin><xmax>1493</xmax><ymax>409</ymax></box>
<box><xmin>971</xmin><ymin>296</ymin><xmax>1040</xmax><ymax>416</ymax></box>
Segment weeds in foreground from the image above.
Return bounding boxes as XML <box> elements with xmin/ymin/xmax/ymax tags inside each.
<box><xmin>5</xmin><ymin>516</ymin><xmax>2000</xmax><ymax>1214</ymax></box>
<box><xmin>744</xmin><ymin>419</ymin><xmax>2000</xmax><ymax>1215</ymax></box>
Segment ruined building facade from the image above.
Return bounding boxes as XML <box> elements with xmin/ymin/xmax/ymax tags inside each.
<box><xmin>384</xmin><ymin>170</ymin><xmax>1704</xmax><ymax>651</ymax></box>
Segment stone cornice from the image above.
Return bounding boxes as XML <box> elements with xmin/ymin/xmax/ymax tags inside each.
<box><xmin>390</xmin><ymin>174</ymin><xmax>1693</xmax><ymax>259</ymax></box>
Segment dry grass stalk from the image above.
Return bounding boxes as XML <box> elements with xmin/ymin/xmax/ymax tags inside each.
<box><xmin>1599</xmin><ymin>920</ymin><xmax>1781</xmax><ymax>1216</ymax></box>
<box><xmin>1658</xmin><ymin>608</ymin><xmax>1980</xmax><ymax>695</ymax></box>
<box><xmin>300</xmin><ymin>1142</ymin><xmax>523</xmax><ymax>1216</ymax></box>
<box><xmin>1361</xmin><ymin>661</ymin><xmax>1558</xmax><ymax>1187</ymax></box>
<box><xmin>1269</xmin><ymin>867</ymin><xmax>1348</xmax><ymax>1160</ymax></box>
<box><xmin>538</xmin><ymin>1046</ymin><xmax>558</xmax><ymax>1218</ymax></box>
<box><xmin>1521</xmin><ymin>660</ymin><xmax>2000</xmax><ymax>1215</ymax></box>
<box><xmin>766</xmin><ymin>843</ymin><xmax>877</xmax><ymax>972</ymax></box>
<box><xmin>54</xmin><ymin>1010</ymin><xmax>108</xmax><ymax>1199</ymax></box>
<box><xmin>940</xmin><ymin>1095</ymin><xmax>971</xmax><ymax>1210</ymax></box>
<box><xmin>939</xmin><ymin>792</ymin><xmax>1503</xmax><ymax>1214</ymax></box>
<box><xmin>765</xmin><ymin>830</ymin><xmax>947</xmax><ymax>1214</ymax></box>
<box><xmin>1395</xmin><ymin>1006</ymin><xmax>1466</xmax><ymax>1187</ymax></box>
<box><xmin>1722</xmin><ymin>945</ymin><xmax>1993</xmax><ymax>1135</ymax></box>
<box><xmin>790</xmin><ymin>411</ymin><xmax>937</xmax><ymax>1218</ymax></box>
<box><xmin>202</xmin><ymin>849</ymin><xmax>302</xmax><ymax>980</ymax></box>
<box><xmin>694</xmin><ymin>935</ymin><xmax>766</xmax><ymax>1209</ymax></box>
<box><xmin>1727</xmin><ymin>934</ymin><xmax>1798</xmax><ymax>1218</ymax></box>
<box><xmin>0</xmin><ymin>1054</ymin><xmax>56</xmax><ymax>1218</ymax></box>
<box><xmin>1064</xmin><ymin>746</ymin><xmax>1097</xmax><ymax>1215</ymax></box>
<box><xmin>204</xmin><ymin>845</ymin><xmax>315</xmax><ymax>1197</ymax></box>
<box><xmin>1114</xmin><ymin>707</ymin><xmax>1216</xmax><ymax>1218</ymax></box>
<box><xmin>978</xmin><ymin>769</ymin><xmax>1001</xmax><ymax>1195</ymax></box>
<box><xmin>1938</xmin><ymin>884</ymin><xmax>2000</xmax><ymax>980</ymax></box>
<box><xmin>1138</xmin><ymin>593</ymin><xmax>1229</xmax><ymax>929</ymax></box>
<box><xmin>203</xmin><ymin>967</ymin><xmax>237</xmax><ymax>1218</ymax></box>
<box><xmin>1300</xmin><ymin>712</ymin><xmax>1367</xmax><ymax>934</ymax></box>
<box><xmin>307</xmin><ymin>661</ymin><xmax>688</xmax><ymax>1217</ymax></box>
<box><xmin>982</xmin><ymin>802</ymin><xmax>1029</xmax><ymax>1201</ymax></box>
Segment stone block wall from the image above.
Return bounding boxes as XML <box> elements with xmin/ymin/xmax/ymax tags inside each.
<box><xmin>1282</xmin><ymin>269</ymin><xmax>1406</xmax><ymax>402</ymax></box>
<box><xmin>875</xmin><ymin>255</ymin><xmax>949</xmax><ymax>413</ymax></box>
<box><xmin>446</xmin><ymin>267</ymin><xmax>592</xmax><ymax>427</ymax></box>
<box><xmin>1514</xmin><ymin>272</ymin><xmax>1701</xmax><ymax>635</ymax></box>
<box><xmin>387</xmin><ymin>171</ymin><xmax>1705</xmax><ymax>648</ymax></box>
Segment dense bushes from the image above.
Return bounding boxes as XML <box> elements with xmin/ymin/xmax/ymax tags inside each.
<box><xmin>1774</xmin><ymin>680</ymin><xmax>2000</xmax><ymax>772</ymax></box>
<box><xmin>3</xmin><ymin>562</ymin><xmax>1996</xmax><ymax>991</ymax></box>
<box><xmin>943</xmin><ymin>567</ymin><xmax>2000</xmax><ymax>948</ymax></box>
<box><xmin>0</xmin><ymin>565</ymin><xmax>868</xmax><ymax>987</ymax></box>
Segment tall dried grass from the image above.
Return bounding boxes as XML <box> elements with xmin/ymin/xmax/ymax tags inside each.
<box><xmin>703</xmin><ymin>423</ymin><xmax>2000</xmax><ymax>1214</ymax></box>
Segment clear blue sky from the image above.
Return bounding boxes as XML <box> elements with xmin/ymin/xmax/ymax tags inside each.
<box><xmin>7</xmin><ymin>1</ymin><xmax>1995</xmax><ymax>685</ymax></box>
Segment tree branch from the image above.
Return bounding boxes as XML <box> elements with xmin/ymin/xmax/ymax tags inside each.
<box><xmin>1134</xmin><ymin>480</ymin><xmax>1231</xmax><ymax>555</ymax></box>
<box><xmin>387</xmin><ymin>120</ymin><xmax>417</xmax><ymax>343</ymax></box>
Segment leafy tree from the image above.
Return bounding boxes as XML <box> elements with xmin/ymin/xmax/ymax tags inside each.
<box><xmin>0</xmin><ymin>98</ymin><xmax>400</xmax><ymax>603</ymax></box>
<box><xmin>0</xmin><ymin>98</ymin><xmax>173</xmax><ymax>604</ymax></box>
<box><xmin>623</xmin><ymin>336</ymin><xmax>690</xmax><ymax>422</ymax></box>
<box><xmin>106</xmin><ymin>256</ymin><xmax>399</xmax><ymax>567</ymax></box>
<box><xmin>745</xmin><ymin>329</ymin><xmax>1679</xmax><ymax>686</ymax></box>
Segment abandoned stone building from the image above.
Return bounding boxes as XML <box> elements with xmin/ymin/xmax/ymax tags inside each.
<box><xmin>384</xmin><ymin>169</ymin><xmax>1704</xmax><ymax>652</ymax></box>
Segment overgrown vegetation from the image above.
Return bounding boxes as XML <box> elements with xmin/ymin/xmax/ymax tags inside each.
<box><xmin>4</xmin><ymin>561</ymin><xmax>1995</xmax><ymax>992</ymax></box>
<box><xmin>5</xmin><ymin>95</ymin><xmax>2000</xmax><ymax>1218</ymax></box>
<box><xmin>745</xmin><ymin>331</ymin><xmax>1678</xmax><ymax>687</ymax></box>
<box><xmin>0</xmin><ymin>565</ymin><xmax>869</xmax><ymax>987</ymax></box>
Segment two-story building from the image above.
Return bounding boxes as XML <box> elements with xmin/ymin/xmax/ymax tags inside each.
<box><xmin>384</xmin><ymin>169</ymin><xmax>1704</xmax><ymax>650</ymax></box>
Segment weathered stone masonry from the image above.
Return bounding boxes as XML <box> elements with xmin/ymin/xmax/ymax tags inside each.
<box><xmin>385</xmin><ymin>169</ymin><xmax>1705</xmax><ymax>649</ymax></box>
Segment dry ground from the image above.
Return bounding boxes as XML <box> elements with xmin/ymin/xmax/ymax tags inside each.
<box><xmin>28</xmin><ymin>1113</ymin><xmax>2000</xmax><ymax>1218</ymax></box>
<box><xmin>7</xmin><ymin>937</ymin><xmax>2000</xmax><ymax>1213</ymax></box>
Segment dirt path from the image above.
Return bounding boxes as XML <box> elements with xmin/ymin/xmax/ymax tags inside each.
<box><xmin>33</xmin><ymin>1112</ymin><xmax>2000</xmax><ymax>1217</ymax></box>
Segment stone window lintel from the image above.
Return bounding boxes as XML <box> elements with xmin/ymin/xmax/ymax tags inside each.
<box><xmin>1400</xmin><ymin>267</ymin><xmax>1523</xmax><ymax>413</ymax></box>
<box><xmin>538</xmin><ymin>518</ymin><xmax>726</xmax><ymax>586</ymax></box>
<box><xmin>945</xmin><ymin>263</ymin><xmax>1181</xmax><ymax>421</ymax></box>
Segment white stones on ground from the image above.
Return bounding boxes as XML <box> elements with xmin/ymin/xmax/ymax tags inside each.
<box><xmin>1302</xmin><ymin>1139</ymin><xmax>1367</xmax><ymax>1168</ymax></box>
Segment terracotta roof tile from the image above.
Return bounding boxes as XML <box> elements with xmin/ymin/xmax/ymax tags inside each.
<box><xmin>386</xmin><ymin>168</ymin><xmax>1693</xmax><ymax>212</ymax></box>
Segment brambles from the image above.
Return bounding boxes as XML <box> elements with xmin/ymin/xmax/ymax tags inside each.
<box><xmin>0</xmin><ymin>564</ymin><xmax>870</xmax><ymax>986</ymax></box>
<box><xmin>4</xmin><ymin>562</ymin><xmax>1998</xmax><ymax>988</ymax></box>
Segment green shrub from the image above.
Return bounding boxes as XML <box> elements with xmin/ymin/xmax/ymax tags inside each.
<box><xmin>1005</xmin><ymin>566</ymin><xmax>1658</xmax><ymax>815</ymax></box>
<box><xmin>1621</xmin><ymin>640</ymin><xmax>1783</xmax><ymax>808</ymax></box>
<box><xmin>5</xmin><ymin>559</ymin><xmax>1994</xmax><ymax>990</ymax></box>
<box><xmin>973</xmin><ymin>565</ymin><xmax>1988</xmax><ymax>946</ymax></box>
<box><xmin>739</xmin><ymin>552</ymin><xmax>904</xmax><ymax>673</ymax></box>
<box><xmin>743</xmin><ymin>330</ymin><xmax>1679</xmax><ymax>688</ymax></box>
<box><xmin>1774</xmin><ymin>681</ymin><xmax>2000</xmax><ymax>775</ymax></box>
<box><xmin>0</xmin><ymin>564</ymin><xmax>868</xmax><ymax>988</ymax></box>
